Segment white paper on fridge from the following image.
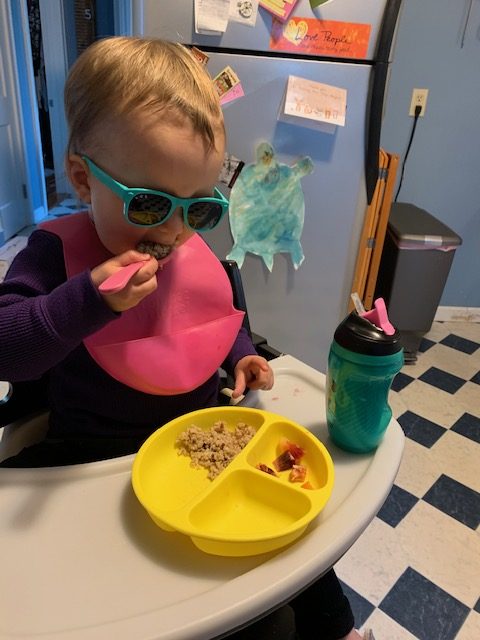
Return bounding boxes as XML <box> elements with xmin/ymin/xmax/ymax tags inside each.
<box><xmin>278</xmin><ymin>76</ymin><xmax>347</xmax><ymax>134</ymax></box>
<box><xmin>195</xmin><ymin>0</ymin><xmax>230</xmax><ymax>34</ymax></box>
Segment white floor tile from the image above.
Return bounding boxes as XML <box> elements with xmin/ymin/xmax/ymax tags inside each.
<box><xmin>453</xmin><ymin>382</ymin><xmax>480</xmax><ymax>417</ymax></box>
<box><xmin>335</xmin><ymin>518</ymin><xmax>409</xmax><ymax>606</ymax></box>
<box><xmin>394</xmin><ymin>438</ymin><xmax>442</xmax><ymax>498</ymax></box>
<box><xmin>361</xmin><ymin>608</ymin><xmax>418</xmax><ymax>639</ymax></box>
<box><xmin>442</xmin><ymin>321</ymin><xmax>480</xmax><ymax>344</ymax></box>
<box><xmin>395</xmin><ymin>429</ymin><xmax>480</xmax><ymax>498</ymax></box>
<box><xmin>413</xmin><ymin>344</ymin><xmax>480</xmax><ymax>381</ymax></box>
<box><xmin>396</xmin><ymin>502</ymin><xmax>480</xmax><ymax>608</ymax></box>
<box><xmin>454</xmin><ymin>610</ymin><xmax>480</xmax><ymax>640</ymax></box>
<box><xmin>396</xmin><ymin>379</ymin><xmax>465</xmax><ymax>428</ymax></box>
<box><xmin>423</xmin><ymin>322</ymin><xmax>451</xmax><ymax>343</ymax></box>
<box><xmin>430</xmin><ymin>430</ymin><xmax>480</xmax><ymax>493</ymax></box>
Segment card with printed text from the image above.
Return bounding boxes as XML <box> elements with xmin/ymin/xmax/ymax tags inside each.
<box><xmin>278</xmin><ymin>75</ymin><xmax>347</xmax><ymax>133</ymax></box>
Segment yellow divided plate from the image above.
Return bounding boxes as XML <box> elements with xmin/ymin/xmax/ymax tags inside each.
<box><xmin>131</xmin><ymin>407</ymin><xmax>334</xmax><ymax>556</ymax></box>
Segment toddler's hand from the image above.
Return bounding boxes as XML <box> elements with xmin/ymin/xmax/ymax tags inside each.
<box><xmin>91</xmin><ymin>251</ymin><xmax>158</xmax><ymax>312</ymax></box>
<box><xmin>232</xmin><ymin>356</ymin><xmax>274</xmax><ymax>399</ymax></box>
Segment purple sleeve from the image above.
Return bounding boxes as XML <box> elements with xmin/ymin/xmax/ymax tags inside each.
<box><xmin>222</xmin><ymin>326</ymin><xmax>258</xmax><ymax>374</ymax></box>
<box><xmin>0</xmin><ymin>230</ymin><xmax>117</xmax><ymax>381</ymax></box>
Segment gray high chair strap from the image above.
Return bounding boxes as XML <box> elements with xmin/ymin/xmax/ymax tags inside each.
<box><xmin>0</xmin><ymin>381</ymin><xmax>12</xmax><ymax>404</ymax></box>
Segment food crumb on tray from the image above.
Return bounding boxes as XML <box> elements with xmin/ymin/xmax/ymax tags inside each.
<box><xmin>176</xmin><ymin>421</ymin><xmax>256</xmax><ymax>479</ymax></box>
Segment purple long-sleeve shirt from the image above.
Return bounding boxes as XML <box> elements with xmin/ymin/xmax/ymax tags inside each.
<box><xmin>0</xmin><ymin>229</ymin><xmax>256</xmax><ymax>440</ymax></box>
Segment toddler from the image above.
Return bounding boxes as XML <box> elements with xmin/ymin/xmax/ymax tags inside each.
<box><xmin>0</xmin><ymin>37</ymin><xmax>272</xmax><ymax>465</ymax></box>
<box><xmin>0</xmin><ymin>37</ymin><xmax>372</xmax><ymax>640</ymax></box>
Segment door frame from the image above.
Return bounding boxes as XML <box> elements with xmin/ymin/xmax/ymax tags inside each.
<box><xmin>2</xmin><ymin>1</ymin><xmax>41</xmax><ymax>236</ymax></box>
<box><xmin>6</xmin><ymin>0</ymin><xmax>133</xmax><ymax>237</ymax></box>
<box><xmin>38</xmin><ymin>0</ymin><xmax>71</xmax><ymax>197</ymax></box>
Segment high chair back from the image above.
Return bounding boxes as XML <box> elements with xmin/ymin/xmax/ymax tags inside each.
<box><xmin>221</xmin><ymin>260</ymin><xmax>282</xmax><ymax>361</ymax></box>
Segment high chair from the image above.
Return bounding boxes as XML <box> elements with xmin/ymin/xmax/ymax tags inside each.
<box><xmin>0</xmin><ymin>260</ymin><xmax>404</xmax><ymax>640</ymax></box>
<box><xmin>0</xmin><ymin>377</ymin><xmax>50</xmax><ymax>462</ymax></box>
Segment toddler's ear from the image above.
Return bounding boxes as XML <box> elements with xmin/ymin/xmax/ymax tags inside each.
<box><xmin>66</xmin><ymin>154</ymin><xmax>92</xmax><ymax>203</ymax></box>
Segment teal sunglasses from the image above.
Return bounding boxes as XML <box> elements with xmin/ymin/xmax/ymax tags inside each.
<box><xmin>82</xmin><ymin>156</ymin><xmax>229</xmax><ymax>232</ymax></box>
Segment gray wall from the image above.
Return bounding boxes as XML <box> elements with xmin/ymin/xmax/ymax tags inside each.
<box><xmin>381</xmin><ymin>0</ymin><xmax>480</xmax><ymax>309</ymax></box>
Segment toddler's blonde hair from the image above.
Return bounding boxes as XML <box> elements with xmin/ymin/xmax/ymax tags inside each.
<box><xmin>64</xmin><ymin>36</ymin><xmax>224</xmax><ymax>156</ymax></box>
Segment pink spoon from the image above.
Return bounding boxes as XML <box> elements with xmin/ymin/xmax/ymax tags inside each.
<box><xmin>99</xmin><ymin>261</ymin><xmax>148</xmax><ymax>294</ymax></box>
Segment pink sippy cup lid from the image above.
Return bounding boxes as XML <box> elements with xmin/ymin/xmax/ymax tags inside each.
<box><xmin>360</xmin><ymin>298</ymin><xmax>396</xmax><ymax>336</ymax></box>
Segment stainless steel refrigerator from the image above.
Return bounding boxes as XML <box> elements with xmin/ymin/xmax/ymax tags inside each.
<box><xmin>131</xmin><ymin>0</ymin><xmax>403</xmax><ymax>373</ymax></box>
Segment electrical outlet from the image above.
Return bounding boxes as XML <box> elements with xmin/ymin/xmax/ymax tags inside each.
<box><xmin>409</xmin><ymin>88</ymin><xmax>429</xmax><ymax>116</ymax></box>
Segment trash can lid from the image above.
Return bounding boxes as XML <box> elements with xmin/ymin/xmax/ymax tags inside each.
<box><xmin>388</xmin><ymin>202</ymin><xmax>462</xmax><ymax>249</ymax></box>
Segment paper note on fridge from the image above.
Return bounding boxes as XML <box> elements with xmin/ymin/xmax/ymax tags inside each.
<box><xmin>278</xmin><ymin>76</ymin><xmax>347</xmax><ymax>133</ymax></box>
<box><xmin>194</xmin><ymin>0</ymin><xmax>230</xmax><ymax>34</ymax></box>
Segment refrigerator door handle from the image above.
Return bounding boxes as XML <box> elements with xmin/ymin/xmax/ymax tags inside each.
<box><xmin>365</xmin><ymin>0</ymin><xmax>403</xmax><ymax>204</ymax></box>
<box><xmin>376</xmin><ymin>0</ymin><xmax>404</xmax><ymax>64</ymax></box>
<box><xmin>365</xmin><ymin>61</ymin><xmax>388</xmax><ymax>204</ymax></box>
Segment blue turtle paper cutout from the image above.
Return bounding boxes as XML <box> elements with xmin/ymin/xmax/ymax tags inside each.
<box><xmin>226</xmin><ymin>142</ymin><xmax>314</xmax><ymax>271</ymax></box>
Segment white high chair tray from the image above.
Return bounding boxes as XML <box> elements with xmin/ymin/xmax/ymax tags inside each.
<box><xmin>0</xmin><ymin>355</ymin><xmax>404</xmax><ymax>640</ymax></box>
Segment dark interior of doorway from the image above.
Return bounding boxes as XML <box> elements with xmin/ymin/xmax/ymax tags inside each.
<box><xmin>26</xmin><ymin>0</ymin><xmax>115</xmax><ymax>210</ymax></box>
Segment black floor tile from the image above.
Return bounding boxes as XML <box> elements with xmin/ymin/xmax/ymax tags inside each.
<box><xmin>423</xmin><ymin>474</ymin><xmax>480</xmax><ymax>529</ymax></box>
<box><xmin>440</xmin><ymin>333</ymin><xmax>480</xmax><ymax>354</ymax></box>
<box><xmin>379</xmin><ymin>567</ymin><xmax>470</xmax><ymax>640</ymax></box>
<box><xmin>397</xmin><ymin>411</ymin><xmax>446</xmax><ymax>447</ymax></box>
<box><xmin>377</xmin><ymin>484</ymin><xmax>418</xmax><ymax>527</ymax></box>
<box><xmin>391</xmin><ymin>372</ymin><xmax>415</xmax><ymax>392</ymax></box>
<box><xmin>471</xmin><ymin>371</ymin><xmax>480</xmax><ymax>385</ymax></box>
<box><xmin>474</xmin><ymin>597</ymin><xmax>480</xmax><ymax>614</ymax></box>
<box><xmin>450</xmin><ymin>413</ymin><xmax>480</xmax><ymax>444</ymax></box>
<box><xmin>339</xmin><ymin>581</ymin><xmax>375</xmax><ymax>629</ymax></box>
<box><xmin>419</xmin><ymin>337</ymin><xmax>436</xmax><ymax>353</ymax></box>
<box><xmin>418</xmin><ymin>367</ymin><xmax>466</xmax><ymax>394</ymax></box>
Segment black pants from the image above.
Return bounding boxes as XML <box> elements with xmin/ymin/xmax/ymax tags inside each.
<box><xmin>225</xmin><ymin>569</ymin><xmax>354</xmax><ymax>640</ymax></box>
<box><xmin>0</xmin><ymin>436</ymin><xmax>145</xmax><ymax>467</ymax></box>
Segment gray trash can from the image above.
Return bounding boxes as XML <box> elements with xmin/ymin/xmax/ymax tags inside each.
<box><xmin>374</xmin><ymin>202</ymin><xmax>462</xmax><ymax>361</ymax></box>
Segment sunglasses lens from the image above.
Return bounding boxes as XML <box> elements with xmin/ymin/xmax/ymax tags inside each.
<box><xmin>128</xmin><ymin>193</ymin><xmax>171</xmax><ymax>226</ymax></box>
<box><xmin>187</xmin><ymin>202</ymin><xmax>224</xmax><ymax>230</ymax></box>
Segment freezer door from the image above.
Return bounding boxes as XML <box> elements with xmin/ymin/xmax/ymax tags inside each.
<box><xmin>200</xmin><ymin>53</ymin><xmax>369</xmax><ymax>372</ymax></box>
<box><xmin>133</xmin><ymin>0</ymin><xmax>391</xmax><ymax>61</ymax></box>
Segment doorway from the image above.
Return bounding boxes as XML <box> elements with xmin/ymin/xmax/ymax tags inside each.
<box><xmin>26</xmin><ymin>0</ymin><xmax>115</xmax><ymax>215</ymax></box>
<box><xmin>27</xmin><ymin>1</ymin><xmax>55</xmax><ymax>208</ymax></box>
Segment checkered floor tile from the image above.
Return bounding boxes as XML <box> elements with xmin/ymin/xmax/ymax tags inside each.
<box><xmin>336</xmin><ymin>321</ymin><xmax>480</xmax><ymax>640</ymax></box>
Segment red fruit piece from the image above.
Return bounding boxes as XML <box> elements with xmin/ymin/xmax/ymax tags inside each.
<box><xmin>289</xmin><ymin>464</ymin><xmax>307</xmax><ymax>483</ymax></box>
<box><xmin>301</xmin><ymin>481</ymin><xmax>314</xmax><ymax>490</ymax></box>
<box><xmin>273</xmin><ymin>450</ymin><xmax>296</xmax><ymax>472</ymax></box>
<box><xmin>256</xmin><ymin>463</ymin><xmax>278</xmax><ymax>476</ymax></box>
<box><xmin>278</xmin><ymin>437</ymin><xmax>305</xmax><ymax>462</ymax></box>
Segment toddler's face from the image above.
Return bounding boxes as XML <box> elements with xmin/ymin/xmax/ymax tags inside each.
<box><xmin>82</xmin><ymin>111</ymin><xmax>225</xmax><ymax>260</ymax></box>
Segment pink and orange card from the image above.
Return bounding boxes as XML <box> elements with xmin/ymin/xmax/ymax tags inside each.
<box><xmin>270</xmin><ymin>17</ymin><xmax>371</xmax><ymax>59</ymax></box>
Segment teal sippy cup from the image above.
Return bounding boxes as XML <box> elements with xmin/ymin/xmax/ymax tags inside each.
<box><xmin>326</xmin><ymin>298</ymin><xmax>404</xmax><ymax>453</ymax></box>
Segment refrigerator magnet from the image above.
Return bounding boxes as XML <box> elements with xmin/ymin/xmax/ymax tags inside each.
<box><xmin>190</xmin><ymin>46</ymin><xmax>210</xmax><ymax>65</ymax></box>
<box><xmin>220</xmin><ymin>83</ymin><xmax>245</xmax><ymax>106</ymax></box>
<box><xmin>309</xmin><ymin>0</ymin><xmax>334</xmax><ymax>9</ymax></box>
<box><xmin>219</xmin><ymin>153</ymin><xmax>245</xmax><ymax>189</ymax></box>
<box><xmin>226</xmin><ymin>142</ymin><xmax>313</xmax><ymax>271</ymax></box>
<box><xmin>213</xmin><ymin>66</ymin><xmax>241</xmax><ymax>98</ymax></box>
<box><xmin>229</xmin><ymin>1</ymin><xmax>260</xmax><ymax>28</ymax></box>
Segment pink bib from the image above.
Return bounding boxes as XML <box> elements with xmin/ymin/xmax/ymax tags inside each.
<box><xmin>40</xmin><ymin>213</ymin><xmax>244</xmax><ymax>395</ymax></box>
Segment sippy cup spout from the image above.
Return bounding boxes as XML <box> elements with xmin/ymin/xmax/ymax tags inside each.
<box><xmin>360</xmin><ymin>298</ymin><xmax>395</xmax><ymax>336</ymax></box>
